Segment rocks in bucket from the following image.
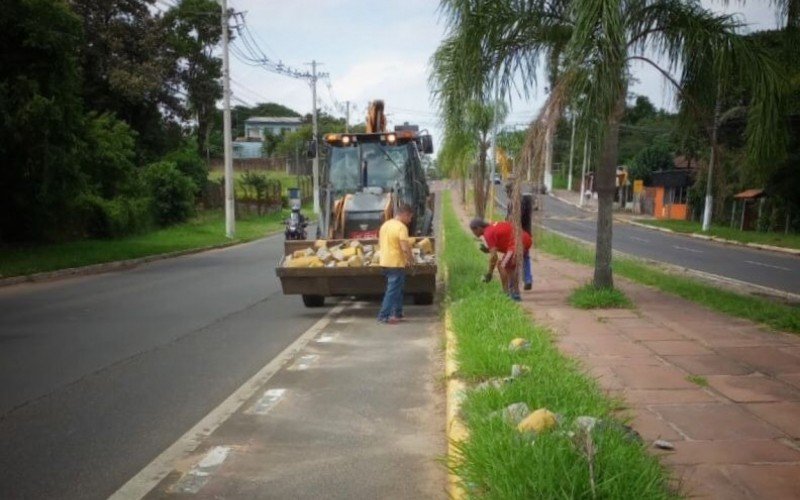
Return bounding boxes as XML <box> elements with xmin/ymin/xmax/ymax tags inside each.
<box><xmin>282</xmin><ymin>238</ymin><xmax>436</xmax><ymax>268</ymax></box>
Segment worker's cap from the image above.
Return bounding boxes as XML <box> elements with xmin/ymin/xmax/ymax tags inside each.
<box><xmin>469</xmin><ymin>218</ymin><xmax>488</xmax><ymax>230</ymax></box>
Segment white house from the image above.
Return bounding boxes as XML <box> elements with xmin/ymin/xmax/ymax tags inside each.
<box><xmin>244</xmin><ymin>116</ymin><xmax>303</xmax><ymax>140</ymax></box>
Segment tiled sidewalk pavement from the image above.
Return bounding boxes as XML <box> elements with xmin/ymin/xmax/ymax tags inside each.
<box><xmin>524</xmin><ymin>254</ymin><xmax>800</xmax><ymax>499</ymax></box>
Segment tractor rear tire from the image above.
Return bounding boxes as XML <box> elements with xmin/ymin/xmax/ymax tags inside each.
<box><xmin>413</xmin><ymin>293</ymin><xmax>434</xmax><ymax>305</ymax></box>
<box><xmin>302</xmin><ymin>295</ymin><xmax>325</xmax><ymax>308</ymax></box>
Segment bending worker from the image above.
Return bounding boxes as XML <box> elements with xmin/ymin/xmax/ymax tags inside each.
<box><xmin>469</xmin><ymin>218</ymin><xmax>532</xmax><ymax>301</ymax></box>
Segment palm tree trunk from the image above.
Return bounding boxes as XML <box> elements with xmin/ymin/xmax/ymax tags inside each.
<box><xmin>593</xmin><ymin>96</ymin><xmax>625</xmax><ymax>289</ymax></box>
<box><xmin>475</xmin><ymin>144</ymin><xmax>488</xmax><ymax>218</ymax></box>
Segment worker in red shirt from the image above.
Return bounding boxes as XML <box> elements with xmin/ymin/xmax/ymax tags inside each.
<box><xmin>469</xmin><ymin>218</ymin><xmax>532</xmax><ymax>301</ymax></box>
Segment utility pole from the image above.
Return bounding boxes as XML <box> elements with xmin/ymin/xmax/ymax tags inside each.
<box><xmin>221</xmin><ymin>0</ymin><xmax>235</xmax><ymax>238</ymax></box>
<box><xmin>702</xmin><ymin>84</ymin><xmax>723</xmax><ymax>232</ymax></box>
<box><xmin>579</xmin><ymin>132</ymin><xmax>589</xmax><ymax>208</ymax></box>
<box><xmin>309</xmin><ymin>60</ymin><xmax>321</xmax><ymax>214</ymax></box>
<box><xmin>345</xmin><ymin>100</ymin><xmax>350</xmax><ymax>133</ymax></box>
<box><xmin>567</xmin><ymin>114</ymin><xmax>576</xmax><ymax>192</ymax></box>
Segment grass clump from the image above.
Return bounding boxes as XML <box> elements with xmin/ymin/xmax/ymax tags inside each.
<box><xmin>686</xmin><ymin>375</ymin><xmax>708</xmax><ymax>387</ymax></box>
<box><xmin>635</xmin><ymin>219</ymin><xmax>800</xmax><ymax>251</ymax></box>
<box><xmin>0</xmin><ymin>207</ymin><xmax>304</xmax><ymax>278</ymax></box>
<box><xmin>569</xmin><ymin>284</ymin><xmax>633</xmax><ymax>309</ymax></box>
<box><xmin>441</xmin><ymin>192</ymin><xmax>676</xmax><ymax>499</ymax></box>
<box><xmin>537</xmin><ymin>231</ymin><xmax>800</xmax><ymax>334</ymax></box>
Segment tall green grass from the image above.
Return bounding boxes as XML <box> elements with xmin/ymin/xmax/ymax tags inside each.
<box><xmin>442</xmin><ymin>192</ymin><xmax>675</xmax><ymax>499</ymax></box>
<box><xmin>537</xmin><ymin>231</ymin><xmax>800</xmax><ymax>334</ymax></box>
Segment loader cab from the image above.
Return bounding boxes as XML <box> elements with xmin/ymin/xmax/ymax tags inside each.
<box><xmin>318</xmin><ymin>132</ymin><xmax>432</xmax><ymax>238</ymax></box>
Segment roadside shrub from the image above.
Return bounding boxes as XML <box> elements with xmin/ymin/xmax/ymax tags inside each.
<box><xmin>76</xmin><ymin>194</ymin><xmax>152</xmax><ymax>238</ymax></box>
<box><xmin>143</xmin><ymin>161</ymin><xmax>197</xmax><ymax>226</ymax></box>
<box><xmin>164</xmin><ymin>146</ymin><xmax>208</xmax><ymax>196</ymax></box>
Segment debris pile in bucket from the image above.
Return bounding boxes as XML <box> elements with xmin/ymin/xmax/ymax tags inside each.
<box><xmin>282</xmin><ymin>238</ymin><xmax>436</xmax><ymax>268</ymax></box>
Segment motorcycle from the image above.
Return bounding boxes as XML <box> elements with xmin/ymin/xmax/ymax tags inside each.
<box><xmin>284</xmin><ymin>208</ymin><xmax>308</xmax><ymax>240</ymax></box>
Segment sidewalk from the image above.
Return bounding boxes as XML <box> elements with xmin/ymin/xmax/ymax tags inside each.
<box><xmin>523</xmin><ymin>253</ymin><xmax>800</xmax><ymax>498</ymax></box>
<box><xmin>137</xmin><ymin>302</ymin><xmax>445</xmax><ymax>499</ymax></box>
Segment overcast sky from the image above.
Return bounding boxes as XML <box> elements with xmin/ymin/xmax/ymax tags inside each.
<box><xmin>229</xmin><ymin>0</ymin><xmax>780</xmax><ymax>142</ymax></box>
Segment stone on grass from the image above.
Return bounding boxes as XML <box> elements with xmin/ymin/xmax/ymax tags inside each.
<box><xmin>474</xmin><ymin>378</ymin><xmax>504</xmax><ymax>392</ymax></box>
<box><xmin>490</xmin><ymin>402</ymin><xmax>531</xmax><ymax>426</ymax></box>
<box><xmin>517</xmin><ymin>408</ymin><xmax>557</xmax><ymax>435</ymax></box>
<box><xmin>511</xmin><ymin>364</ymin><xmax>530</xmax><ymax>378</ymax></box>
<box><xmin>653</xmin><ymin>439</ymin><xmax>675</xmax><ymax>450</ymax></box>
<box><xmin>509</xmin><ymin>338</ymin><xmax>531</xmax><ymax>352</ymax></box>
<box><xmin>575</xmin><ymin>416</ymin><xmax>600</xmax><ymax>433</ymax></box>
<box><xmin>596</xmin><ymin>420</ymin><xmax>643</xmax><ymax>444</ymax></box>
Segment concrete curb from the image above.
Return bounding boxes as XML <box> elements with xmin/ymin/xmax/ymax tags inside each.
<box><xmin>0</xmin><ymin>230</ymin><xmax>284</xmax><ymax>288</ymax></box>
<box><xmin>444</xmin><ymin>307</ymin><xmax>467</xmax><ymax>500</ymax></box>
<box><xmin>624</xmin><ymin>220</ymin><xmax>800</xmax><ymax>256</ymax></box>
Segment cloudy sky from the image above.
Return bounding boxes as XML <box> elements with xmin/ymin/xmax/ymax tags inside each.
<box><xmin>229</xmin><ymin>0</ymin><xmax>780</xmax><ymax>142</ymax></box>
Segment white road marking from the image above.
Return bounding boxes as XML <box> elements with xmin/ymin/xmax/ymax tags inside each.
<box><xmin>315</xmin><ymin>332</ymin><xmax>339</xmax><ymax>343</ymax></box>
<box><xmin>744</xmin><ymin>260</ymin><xmax>791</xmax><ymax>271</ymax></box>
<box><xmin>672</xmin><ymin>245</ymin><xmax>703</xmax><ymax>254</ymax></box>
<box><xmin>247</xmin><ymin>388</ymin><xmax>287</xmax><ymax>415</ymax></box>
<box><xmin>288</xmin><ymin>354</ymin><xmax>318</xmax><ymax>371</ymax></box>
<box><xmin>335</xmin><ymin>317</ymin><xmax>354</xmax><ymax>324</ymax></box>
<box><xmin>171</xmin><ymin>446</ymin><xmax>231</xmax><ymax>494</ymax></box>
<box><xmin>629</xmin><ymin>236</ymin><xmax>650</xmax><ymax>243</ymax></box>
<box><xmin>109</xmin><ymin>303</ymin><xmax>346</xmax><ymax>500</ymax></box>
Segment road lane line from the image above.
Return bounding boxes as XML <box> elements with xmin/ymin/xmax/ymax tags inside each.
<box><xmin>672</xmin><ymin>245</ymin><xmax>703</xmax><ymax>254</ymax></box>
<box><xmin>246</xmin><ymin>388</ymin><xmax>287</xmax><ymax>415</ymax></box>
<box><xmin>170</xmin><ymin>445</ymin><xmax>231</xmax><ymax>494</ymax></box>
<box><xmin>744</xmin><ymin>260</ymin><xmax>792</xmax><ymax>272</ymax></box>
<box><xmin>629</xmin><ymin>236</ymin><xmax>650</xmax><ymax>243</ymax></box>
<box><xmin>109</xmin><ymin>302</ymin><xmax>346</xmax><ymax>500</ymax></box>
<box><xmin>288</xmin><ymin>354</ymin><xmax>318</xmax><ymax>371</ymax></box>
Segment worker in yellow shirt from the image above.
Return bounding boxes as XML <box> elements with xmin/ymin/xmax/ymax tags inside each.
<box><xmin>377</xmin><ymin>203</ymin><xmax>414</xmax><ymax>324</ymax></box>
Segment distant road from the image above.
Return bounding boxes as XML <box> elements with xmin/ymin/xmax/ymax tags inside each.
<box><xmin>497</xmin><ymin>190</ymin><xmax>800</xmax><ymax>296</ymax></box>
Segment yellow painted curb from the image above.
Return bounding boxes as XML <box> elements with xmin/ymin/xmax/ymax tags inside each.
<box><xmin>445</xmin><ymin>309</ymin><xmax>468</xmax><ymax>499</ymax></box>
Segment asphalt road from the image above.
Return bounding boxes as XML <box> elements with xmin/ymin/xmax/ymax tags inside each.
<box><xmin>0</xmin><ymin>233</ymin><xmax>329</xmax><ymax>499</ymax></box>
<box><xmin>498</xmin><ymin>190</ymin><xmax>800</xmax><ymax>296</ymax></box>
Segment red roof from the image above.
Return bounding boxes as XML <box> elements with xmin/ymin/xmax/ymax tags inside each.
<box><xmin>733</xmin><ymin>189</ymin><xmax>766</xmax><ymax>200</ymax></box>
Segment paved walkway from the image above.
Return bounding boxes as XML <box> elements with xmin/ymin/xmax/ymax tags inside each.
<box><xmin>524</xmin><ymin>254</ymin><xmax>800</xmax><ymax>499</ymax></box>
<box><xmin>452</xmin><ymin>188</ymin><xmax>800</xmax><ymax>498</ymax></box>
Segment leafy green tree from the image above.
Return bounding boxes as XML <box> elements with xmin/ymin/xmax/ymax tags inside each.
<box><xmin>70</xmin><ymin>0</ymin><xmax>181</xmax><ymax>159</ymax></box>
<box><xmin>433</xmin><ymin>0</ymin><xmax>784</xmax><ymax>290</ymax></box>
<box><xmin>164</xmin><ymin>0</ymin><xmax>222</xmax><ymax>157</ymax></box>
<box><xmin>164</xmin><ymin>145</ymin><xmax>208</xmax><ymax>196</ymax></box>
<box><xmin>628</xmin><ymin>143</ymin><xmax>673</xmax><ymax>184</ymax></box>
<box><xmin>142</xmin><ymin>161</ymin><xmax>197</xmax><ymax>226</ymax></box>
<box><xmin>83</xmin><ymin>112</ymin><xmax>139</xmax><ymax>198</ymax></box>
<box><xmin>0</xmin><ymin>0</ymin><xmax>85</xmax><ymax>242</ymax></box>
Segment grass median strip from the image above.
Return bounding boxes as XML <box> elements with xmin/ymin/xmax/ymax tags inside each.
<box><xmin>0</xmin><ymin>208</ymin><xmax>300</xmax><ymax>278</ymax></box>
<box><xmin>537</xmin><ymin>230</ymin><xmax>800</xmax><ymax>335</ymax></box>
<box><xmin>442</xmin><ymin>192</ymin><xmax>674</xmax><ymax>499</ymax></box>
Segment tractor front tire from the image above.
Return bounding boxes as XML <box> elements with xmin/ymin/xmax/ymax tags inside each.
<box><xmin>302</xmin><ymin>295</ymin><xmax>325</xmax><ymax>307</ymax></box>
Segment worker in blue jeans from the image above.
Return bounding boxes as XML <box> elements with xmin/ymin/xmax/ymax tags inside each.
<box><xmin>505</xmin><ymin>184</ymin><xmax>534</xmax><ymax>290</ymax></box>
<box><xmin>377</xmin><ymin>204</ymin><xmax>414</xmax><ymax>324</ymax></box>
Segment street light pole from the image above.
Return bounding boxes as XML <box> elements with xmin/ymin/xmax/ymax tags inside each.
<box><xmin>221</xmin><ymin>0</ymin><xmax>235</xmax><ymax>238</ymax></box>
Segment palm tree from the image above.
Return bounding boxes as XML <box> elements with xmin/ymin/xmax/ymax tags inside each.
<box><xmin>432</xmin><ymin>0</ymin><xmax>784</xmax><ymax>289</ymax></box>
